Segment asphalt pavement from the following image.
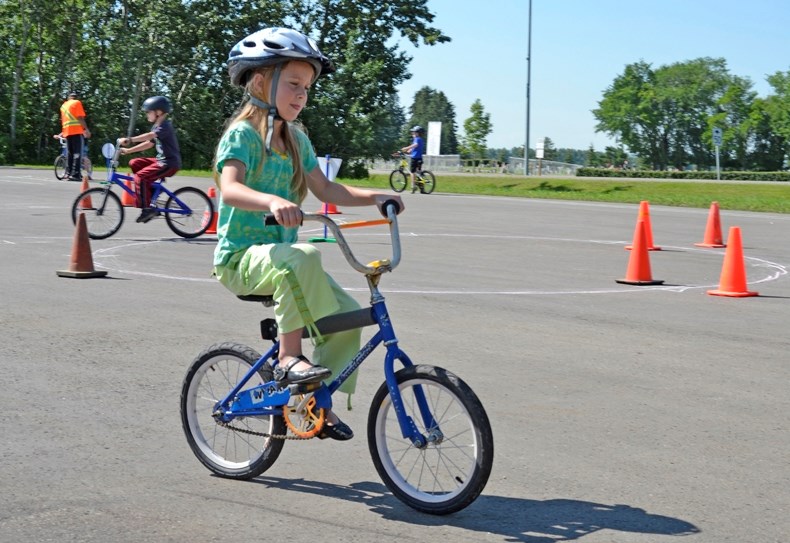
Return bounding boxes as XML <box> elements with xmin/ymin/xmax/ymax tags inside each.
<box><xmin>1</xmin><ymin>167</ymin><xmax>788</xmax><ymax>542</ymax></box>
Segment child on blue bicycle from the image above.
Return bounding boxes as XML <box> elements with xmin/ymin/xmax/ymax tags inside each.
<box><xmin>119</xmin><ymin>96</ymin><xmax>182</xmax><ymax>223</ymax></box>
<box><xmin>401</xmin><ymin>125</ymin><xmax>426</xmax><ymax>193</ymax></box>
<box><xmin>212</xmin><ymin>27</ymin><xmax>404</xmax><ymax>440</ymax></box>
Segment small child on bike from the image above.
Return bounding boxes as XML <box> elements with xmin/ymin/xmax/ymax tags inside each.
<box><xmin>212</xmin><ymin>27</ymin><xmax>404</xmax><ymax>440</ymax></box>
<box><xmin>401</xmin><ymin>125</ymin><xmax>426</xmax><ymax>193</ymax></box>
<box><xmin>119</xmin><ymin>96</ymin><xmax>182</xmax><ymax>223</ymax></box>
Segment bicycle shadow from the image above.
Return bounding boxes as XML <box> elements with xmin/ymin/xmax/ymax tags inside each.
<box><xmin>250</xmin><ymin>477</ymin><xmax>699</xmax><ymax>541</ymax></box>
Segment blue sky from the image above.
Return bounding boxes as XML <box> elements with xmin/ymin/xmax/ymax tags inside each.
<box><xmin>395</xmin><ymin>0</ymin><xmax>790</xmax><ymax>151</ymax></box>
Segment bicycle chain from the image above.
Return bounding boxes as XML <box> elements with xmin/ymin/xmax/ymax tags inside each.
<box><xmin>217</xmin><ymin>420</ymin><xmax>312</xmax><ymax>440</ymax></box>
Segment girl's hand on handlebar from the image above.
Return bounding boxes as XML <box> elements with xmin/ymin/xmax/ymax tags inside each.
<box><xmin>268</xmin><ymin>199</ymin><xmax>303</xmax><ymax>228</ymax></box>
<box><xmin>374</xmin><ymin>193</ymin><xmax>404</xmax><ymax>216</ymax></box>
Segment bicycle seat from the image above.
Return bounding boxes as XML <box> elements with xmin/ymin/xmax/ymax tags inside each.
<box><xmin>237</xmin><ymin>294</ymin><xmax>275</xmax><ymax>307</ymax></box>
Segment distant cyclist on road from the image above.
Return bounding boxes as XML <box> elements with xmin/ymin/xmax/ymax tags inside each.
<box><xmin>400</xmin><ymin>125</ymin><xmax>426</xmax><ymax>193</ymax></box>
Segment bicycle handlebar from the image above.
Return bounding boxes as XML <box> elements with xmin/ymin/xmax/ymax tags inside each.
<box><xmin>264</xmin><ymin>200</ymin><xmax>402</xmax><ymax>275</ymax></box>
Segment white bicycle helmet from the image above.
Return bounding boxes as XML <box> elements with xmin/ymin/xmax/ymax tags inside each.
<box><xmin>227</xmin><ymin>27</ymin><xmax>334</xmax><ymax>151</ymax></box>
<box><xmin>228</xmin><ymin>27</ymin><xmax>334</xmax><ymax>87</ymax></box>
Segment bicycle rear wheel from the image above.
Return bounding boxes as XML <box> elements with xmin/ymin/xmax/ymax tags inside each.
<box><xmin>54</xmin><ymin>155</ymin><xmax>67</xmax><ymax>180</ymax></box>
<box><xmin>165</xmin><ymin>186</ymin><xmax>214</xmax><ymax>238</ymax></box>
<box><xmin>181</xmin><ymin>342</ymin><xmax>285</xmax><ymax>480</ymax></box>
<box><xmin>367</xmin><ymin>365</ymin><xmax>494</xmax><ymax>515</ymax></box>
<box><xmin>389</xmin><ymin>170</ymin><xmax>408</xmax><ymax>192</ymax></box>
<box><xmin>418</xmin><ymin>171</ymin><xmax>436</xmax><ymax>194</ymax></box>
<box><xmin>71</xmin><ymin>188</ymin><xmax>124</xmax><ymax>239</ymax></box>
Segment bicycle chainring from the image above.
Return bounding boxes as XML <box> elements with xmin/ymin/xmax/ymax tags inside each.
<box><xmin>283</xmin><ymin>394</ymin><xmax>326</xmax><ymax>438</ymax></box>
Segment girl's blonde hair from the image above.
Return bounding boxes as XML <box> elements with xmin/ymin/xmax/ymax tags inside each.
<box><xmin>214</xmin><ymin>62</ymin><xmax>309</xmax><ymax>203</ymax></box>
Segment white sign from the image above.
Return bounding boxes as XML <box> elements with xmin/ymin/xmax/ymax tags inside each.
<box><xmin>317</xmin><ymin>156</ymin><xmax>343</xmax><ymax>181</ymax></box>
<box><xmin>427</xmin><ymin>122</ymin><xmax>442</xmax><ymax>156</ymax></box>
<box><xmin>712</xmin><ymin>127</ymin><xmax>723</xmax><ymax>147</ymax></box>
<box><xmin>536</xmin><ymin>138</ymin><xmax>545</xmax><ymax>150</ymax></box>
<box><xmin>536</xmin><ymin>149</ymin><xmax>544</xmax><ymax>159</ymax></box>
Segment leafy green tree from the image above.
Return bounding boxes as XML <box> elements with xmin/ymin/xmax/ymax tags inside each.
<box><xmin>405</xmin><ymin>86</ymin><xmax>458</xmax><ymax>154</ymax></box>
<box><xmin>460</xmin><ymin>99</ymin><xmax>491</xmax><ymax>159</ymax></box>
<box><xmin>595</xmin><ymin>58</ymin><xmax>744</xmax><ymax>170</ymax></box>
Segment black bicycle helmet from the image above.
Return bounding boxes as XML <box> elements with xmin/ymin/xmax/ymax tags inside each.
<box><xmin>227</xmin><ymin>27</ymin><xmax>334</xmax><ymax>87</ymax></box>
<box><xmin>142</xmin><ymin>96</ymin><xmax>172</xmax><ymax>113</ymax></box>
<box><xmin>410</xmin><ymin>125</ymin><xmax>425</xmax><ymax>133</ymax></box>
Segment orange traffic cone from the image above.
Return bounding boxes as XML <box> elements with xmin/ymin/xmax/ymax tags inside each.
<box><xmin>121</xmin><ymin>180</ymin><xmax>136</xmax><ymax>207</ymax></box>
<box><xmin>695</xmin><ymin>202</ymin><xmax>726</xmax><ymax>248</ymax></box>
<box><xmin>79</xmin><ymin>175</ymin><xmax>92</xmax><ymax>209</ymax></box>
<box><xmin>317</xmin><ymin>202</ymin><xmax>341</xmax><ymax>215</ymax></box>
<box><xmin>707</xmin><ymin>226</ymin><xmax>758</xmax><ymax>297</ymax></box>
<box><xmin>56</xmin><ymin>212</ymin><xmax>108</xmax><ymax>279</ymax></box>
<box><xmin>203</xmin><ymin>186</ymin><xmax>218</xmax><ymax>234</ymax></box>
<box><xmin>616</xmin><ymin>219</ymin><xmax>664</xmax><ymax>285</ymax></box>
<box><xmin>626</xmin><ymin>200</ymin><xmax>660</xmax><ymax>251</ymax></box>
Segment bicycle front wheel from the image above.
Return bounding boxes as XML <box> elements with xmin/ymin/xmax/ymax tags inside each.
<box><xmin>54</xmin><ymin>155</ymin><xmax>67</xmax><ymax>180</ymax></box>
<box><xmin>368</xmin><ymin>365</ymin><xmax>494</xmax><ymax>515</ymax></box>
<box><xmin>419</xmin><ymin>171</ymin><xmax>436</xmax><ymax>194</ymax></box>
<box><xmin>389</xmin><ymin>170</ymin><xmax>408</xmax><ymax>192</ymax></box>
<box><xmin>71</xmin><ymin>188</ymin><xmax>124</xmax><ymax>240</ymax></box>
<box><xmin>165</xmin><ymin>186</ymin><xmax>214</xmax><ymax>238</ymax></box>
<box><xmin>181</xmin><ymin>343</ymin><xmax>285</xmax><ymax>479</ymax></box>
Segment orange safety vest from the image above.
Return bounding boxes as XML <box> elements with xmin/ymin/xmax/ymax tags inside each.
<box><xmin>60</xmin><ymin>99</ymin><xmax>87</xmax><ymax>136</ymax></box>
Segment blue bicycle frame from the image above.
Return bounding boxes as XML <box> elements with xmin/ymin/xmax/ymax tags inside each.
<box><xmin>107</xmin><ymin>170</ymin><xmax>193</xmax><ymax>217</ymax></box>
<box><xmin>213</xmin><ymin>209</ymin><xmax>438</xmax><ymax>447</ymax></box>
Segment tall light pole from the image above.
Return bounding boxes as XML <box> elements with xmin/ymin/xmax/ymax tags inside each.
<box><xmin>524</xmin><ymin>0</ymin><xmax>532</xmax><ymax>176</ymax></box>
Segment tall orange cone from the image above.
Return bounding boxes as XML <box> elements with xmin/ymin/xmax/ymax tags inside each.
<box><xmin>79</xmin><ymin>175</ymin><xmax>92</xmax><ymax>209</ymax></box>
<box><xmin>56</xmin><ymin>212</ymin><xmax>108</xmax><ymax>279</ymax></box>
<box><xmin>707</xmin><ymin>226</ymin><xmax>758</xmax><ymax>297</ymax></box>
<box><xmin>626</xmin><ymin>200</ymin><xmax>661</xmax><ymax>251</ymax></box>
<box><xmin>203</xmin><ymin>186</ymin><xmax>218</xmax><ymax>234</ymax></box>
<box><xmin>695</xmin><ymin>201</ymin><xmax>726</xmax><ymax>248</ymax></box>
<box><xmin>616</xmin><ymin>219</ymin><xmax>664</xmax><ymax>285</ymax></box>
<box><xmin>121</xmin><ymin>180</ymin><xmax>136</xmax><ymax>207</ymax></box>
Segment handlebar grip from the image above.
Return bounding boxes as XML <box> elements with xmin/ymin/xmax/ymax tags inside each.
<box><xmin>264</xmin><ymin>213</ymin><xmax>304</xmax><ymax>227</ymax></box>
<box><xmin>380</xmin><ymin>199</ymin><xmax>401</xmax><ymax>217</ymax></box>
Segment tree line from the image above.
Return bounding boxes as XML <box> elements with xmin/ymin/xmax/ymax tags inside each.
<box><xmin>1</xmin><ymin>0</ymin><xmax>449</xmax><ymax>174</ymax></box>
<box><xmin>594</xmin><ymin>57</ymin><xmax>790</xmax><ymax>171</ymax></box>
<box><xmin>4</xmin><ymin>1</ymin><xmax>788</xmax><ymax>174</ymax></box>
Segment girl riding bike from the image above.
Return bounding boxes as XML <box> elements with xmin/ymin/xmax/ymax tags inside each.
<box><xmin>212</xmin><ymin>27</ymin><xmax>404</xmax><ymax>439</ymax></box>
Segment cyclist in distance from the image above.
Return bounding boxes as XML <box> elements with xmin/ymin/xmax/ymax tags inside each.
<box><xmin>400</xmin><ymin>125</ymin><xmax>426</xmax><ymax>193</ymax></box>
<box><xmin>119</xmin><ymin>96</ymin><xmax>182</xmax><ymax>223</ymax></box>
<box><xmin>59</xmin><ymin>91</ymin><xmax>92</xmax><ymax>181</ymax></box>
<box><xmin>212</xmin><ymin>27</ymin><xmax>404</xmax><ymax>440</ymax></box>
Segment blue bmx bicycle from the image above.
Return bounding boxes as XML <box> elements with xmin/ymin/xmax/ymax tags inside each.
<box><xmin>70</xmin><ymin>138</ymin><xmax>214</xmax><ymax>240</ymax></box>
<box><xmin>180</xmin><ymin>203</ymin><xmax>494</xmax><ymax>515</ymax></box>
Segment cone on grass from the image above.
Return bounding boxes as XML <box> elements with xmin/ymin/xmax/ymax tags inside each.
<box><xmin>78</xmin><ymin>175</ymin><xmax>92</xmax><ymax>209</ymax></box>
<box><xmin>121</xmin><ymin>180</ymin><xmax>136</xmax><ymax>206</ymax></box>
<box><xmin>695</xmin><ymin>201</ymin><xmax>726</xmax><ymax>248</ymax></box>
<box><xmin>707</xmin><ymin>226</ymin><xmax>758</xmax><ymax>297</ymax></box>
<box><xmin>56</xmin><ymin>212</ymin><xmax>108</xmax><ymax>279</ymax></box>
<box><xmin>203</xmin><ymin>186</ymin><xmax>218</xmax><ymax>234</ymax></box>
<box><xmin>626</xmin><ymin>200</ymin><xmax>661</xmax><ymax>251</ymax></box>
<box><xmin>616</xmin><ymin>219</ymin><xmax>664</xmax><ymax>285</ymax></box>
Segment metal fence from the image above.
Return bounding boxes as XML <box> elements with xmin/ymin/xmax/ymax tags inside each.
<box><xmin>370</xmin><ymin>155</ymin><xmax>581</xmax><ymax>176</ymax></box>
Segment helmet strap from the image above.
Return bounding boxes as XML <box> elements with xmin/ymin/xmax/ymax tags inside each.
<box><xmin>245</xmin><ymin>65</ymin><xmax>283</xmax><ymax>152</ymax></box>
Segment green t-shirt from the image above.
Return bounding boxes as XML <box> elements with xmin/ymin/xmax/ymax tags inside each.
<box><xmin>213</xmin><ymin>121</ymin><xmax>318</xmax><ymax>267</ymax></box>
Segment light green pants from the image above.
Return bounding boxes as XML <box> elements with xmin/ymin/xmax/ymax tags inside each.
<box><xmin>215</xmin><ymin>243</ymin><xmax>361</xmax><ymax>396</ymax></box>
